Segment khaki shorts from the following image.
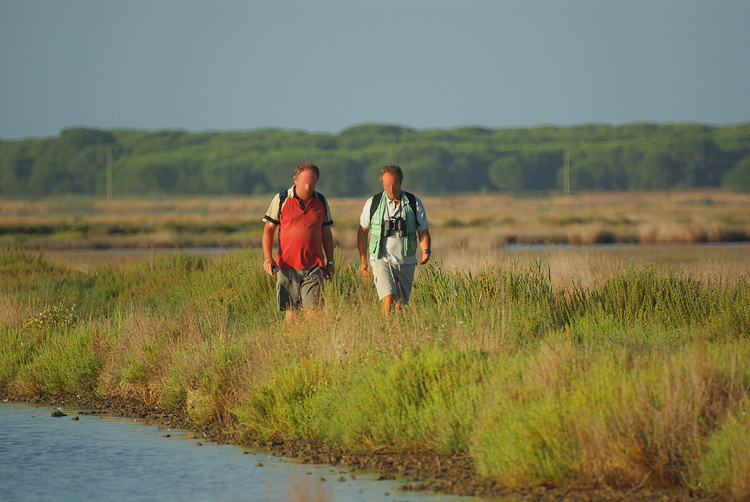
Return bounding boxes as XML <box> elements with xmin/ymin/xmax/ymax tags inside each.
<box><xmin>371</xmin><ymin>259</ymin><xmax>416</xmax><ymax>304</ymax></box>
<box><xmin>276</xmin><ymin>266</ymin><xmax>326</xmax><ymax>311</ymax></box>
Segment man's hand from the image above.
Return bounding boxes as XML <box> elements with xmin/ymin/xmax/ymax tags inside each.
<box><xmin>417</xmin><ymin>230</ymin><xmax>431</xmax><ymax>266</ymax></box>
<box><xmin>357</xmin><ymin>226</ymin><xmax>372</xmax><ymax>278</ymax></box>
<box><xmin>263</xmin><ymin>258</ymin><xmax>278</xmax><ymax>275</ymax></box>
<box><xmin>359</xmin><ymin>258</ymin><xmax>372</xmax><ymax>277</ymax></box>
<box><xmin>418</xmin><ymin>248</ymin><xmax>431</xmax><ymax>265</ymax></box>
<box><xmin>325</xmin><ymin>263</ymin><xmax>335</xmax><ymax>280</ymax></box>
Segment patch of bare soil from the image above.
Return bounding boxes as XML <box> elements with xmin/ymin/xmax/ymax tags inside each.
<box><xmin>2</xmin><ymin>392</ymin><xmax>729</xmax><ymax>502</ymax></box>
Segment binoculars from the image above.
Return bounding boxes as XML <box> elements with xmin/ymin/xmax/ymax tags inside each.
<box><xmin>382</xmin><ymin>217</ymin><xmax>407</xmax><ymax>237</ymax></box>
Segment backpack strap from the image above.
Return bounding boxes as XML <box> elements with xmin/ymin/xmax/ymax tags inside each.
<box><xmin>369</xmin><ymin>192</ymin><xmax>383</xmax><ymax>222</ymax></box>
<box><xmin>369</xmin><ymin>191</ymin><xmax>419</xmax><ymax>225</ymax></box>
<box><xmin>277</xmin><ymin>190</ymin><xmax>287</xmax><ymax>221</ymax></box>
<box><xmin>403</xmin><ymin>191</ymin><xmax>418</xmax><ymax>222</ymax></box>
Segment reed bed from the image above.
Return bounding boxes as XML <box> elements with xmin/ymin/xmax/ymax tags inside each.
<box><xmin>1</xmin><ymin>246</ymin><xmax>749</xmax><ymax>499</ymax></box>
<box><xmin>3</xmin><ymin>190</ymin><xmax>750</xmax><ymax>251</ymax></box>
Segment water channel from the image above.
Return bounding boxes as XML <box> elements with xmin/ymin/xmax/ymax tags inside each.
<box><xmin>0</xmin><ymin>402</ymin><xmax>510</xmax><ymax>502</ymax></box>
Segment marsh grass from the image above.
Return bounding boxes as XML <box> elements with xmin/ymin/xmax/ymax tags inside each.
<box><xmin>3</xmin><ymin>190</ymin><xmax>750</xmax><ymax>252</ymax></box>
<box><xmin>7</xmin><ymin>324</ymin><xmax>101</xmax><ymax>395</ymax></box>
<box><xmin>1</xmin><ymin>246</ymin><xmax>749</xmax><ymax>498</ymax></box>
<box><xmin>308</xmin><ymin>346</ymin><xmax>489</xmax><ymax>454</ymax></box>
<box><xmin>698</xmin><ymin>397</ymin><xmax>750</xmax><ymax>499</ymax></box>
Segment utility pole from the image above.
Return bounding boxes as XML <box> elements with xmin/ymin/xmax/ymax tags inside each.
<box><xmin>106</xmin><ymin>148</ymin><xmax>112</xmax><ymax>200</ymax></box>
<box><xmin>563</xmin><ymin>148</ymin><xmax>570</xmax><ymax>196</ymax></box>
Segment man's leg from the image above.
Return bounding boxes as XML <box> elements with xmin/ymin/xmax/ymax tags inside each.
<box><xmin>300</xmin><ymin>266</ymin><xmax>326</xmax><ymax>312</ymax></box>
<box><xmin>285</xmin><ymin>308</ymin><xmax>294</xmax><ymax>325</ymax></box>
<box><xmin>373</xmin><ymin>260</ymin><xmax>411</xmax><ymax>315</ymax></box>
<box><xmin>277</xmin><ymin>269</ymin><xmax>302</xmax><ymax>325</ymax></box>
<box><xmin>285</xmin><ymin>306</ymin><xmax>320</xmax><ymax>325</ymax></box>
<box><xmin>381</xmin><ymin>263</ymin><xmax>415</xmax><ymax>315</ymax></box>
<box><xmin>381</xmin><ymin>294</ymin><xmax>395</xmax><ymax>314</ymax></box>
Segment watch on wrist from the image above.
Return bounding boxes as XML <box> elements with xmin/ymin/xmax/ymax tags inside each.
<box><xmin>424</xmin><ymin>249</ymin><xmax>431</xmax><ymax>255</ymax></box>
<box><xmin>328</xmin><ymin>260</ymin><xmax>335</xmax><ymax>265</ymax></box>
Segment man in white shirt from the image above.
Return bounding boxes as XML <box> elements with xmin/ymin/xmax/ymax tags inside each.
<box><xmin>357</xmin><ymin>165</ymin><xmax>431</xmax><ymax>314</ymax></box>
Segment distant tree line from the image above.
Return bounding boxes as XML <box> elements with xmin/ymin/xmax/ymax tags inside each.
<box><xmin>1</xmin><ymin>122</ymin><xmax>750</xmax><ymax>198</ymax></box>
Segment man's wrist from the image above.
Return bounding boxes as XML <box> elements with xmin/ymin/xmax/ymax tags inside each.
<box><xmin>327</xmin><ymin>260</ymin><xmax>335</xmax><ymax>265</ymax></box>
<box><xmin>424</xmin><ymin>248</ymin><xmax>431</xmax><ymax>255</ymax></box>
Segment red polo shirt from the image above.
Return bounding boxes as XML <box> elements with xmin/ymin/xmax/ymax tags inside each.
<box><xmin>263</xmin><ymin>188</ymin><xmax>334</xmax><ymax>270</ymax></box>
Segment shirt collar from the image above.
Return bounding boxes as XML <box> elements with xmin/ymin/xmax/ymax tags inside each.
<box><xmin>385</xmin><ymin>191</ymin><xmax>403</xmax><ymax>204</ymax></box>
<box><xmin>291</xmin><ymin>186</ymin><xmax>316</xmax><ymax>201</ymax></box>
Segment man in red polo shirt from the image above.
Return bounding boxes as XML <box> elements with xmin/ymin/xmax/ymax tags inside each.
<box><xmin>262</xmin><ymin>162</ymin><xmax>335</xmax><ymax>324</ymax></box>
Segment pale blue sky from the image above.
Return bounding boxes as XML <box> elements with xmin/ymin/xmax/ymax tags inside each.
<box><xmin>1</xmin><ymin>0</ymin><xmax>749</xmax><ymax>140</ymax></box>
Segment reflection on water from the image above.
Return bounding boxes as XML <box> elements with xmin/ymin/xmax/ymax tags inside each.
<box><xmin>0</xmin><ymin>402</ymin><xmax>506</xmax><ymax>502</ymax></box>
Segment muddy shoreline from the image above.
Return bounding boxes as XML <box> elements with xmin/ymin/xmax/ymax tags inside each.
<box><xmin>1</xmin><ymin>392</ymin><xmax>728</xmax><ymax>502</ymax></box>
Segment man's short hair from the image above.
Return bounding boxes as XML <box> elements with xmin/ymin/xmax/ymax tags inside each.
<box><xmin>295</xmin><ymin>162</ymin><xmax>320</xmax><ymax>180</ymax></box>
<box><xmin>380</xmin><ymin>164</ymin><xmax>403</xmax><ymax>182</ymax></box>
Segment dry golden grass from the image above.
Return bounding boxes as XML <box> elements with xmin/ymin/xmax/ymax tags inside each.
<box><xmin>0</xmin><ymin>297</ymin><xmax>24</xmax><ymax>327</ymax></box>
<box><xmin>96</xmin><ymin>305</ymin><xmax>181</xmax><ymax>404</ymax></box>
<box><xmin>5</xmin><ymin>189</ymin><xmax>750</xmax><ymax>290</ymax></box>
<box><xmin>430</xmin><ymin>237</ymin><xmax>750</xmax><ymax>290</ymax></box>
<box><xmin>3</xmin><ymin>189</ymin><xmax>750</xmax><ymax>250</ymax></box>
<box><xmin>36</xmin><ymin>237</ymin><xmax>750</xmax><ymax>291</ymax></box>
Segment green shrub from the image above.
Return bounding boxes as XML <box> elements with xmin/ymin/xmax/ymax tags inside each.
<box><xmin>699</xmin><ymin>399</ymin><xmax>750</xmax><ymax>500</ymax></box>
<box><xmin>311</xmin><ymin>346</ymin><xmax>489</xmax><ymax>454</ymax></box>
<box><xmin>0</xmin><ymin>326</ymin><xmax>35</xmax><ymax>387</ymax></box>
<box><xmin>121</xmin><ymin>335</ymin><xmax>165</xmax><ymax>385</ymax></box>
<box><xmin>23</xmin><ymin>303</ymin><xmax>78</xmax><ymax>329</ymax></box>
<box><xmin>235</xmin><ymin>357</ymin><xmax>337</xmax><ymax>441</ymax></box>
<box><xmin>472</xmin><ymin>391</ymin><xmax>580</xmax><ymax>485</ymax></box>
<box><xmin>16</xmin><ymin>326</ymin><xmax>101</xmax><ymax>394</ymax></box>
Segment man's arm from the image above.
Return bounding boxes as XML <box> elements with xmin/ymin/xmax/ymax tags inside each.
<box><xmin>357</xmin><ymin>226</ymin><xmax>371</xmax><ymax>277</ymax></box>
<box><xmin>417</xmin><ymin>229</ymin><xmax>431</xmax><ymax>265</ymax></box>
<box><xmin>322</xmin><ymin>226</ymin><xmax>335</xmax><ymax>280</ymax></box>
<box><xmin>262</xmin><ymin>223</ymin><xmax>278</xmax><ymax>275</ymax></box>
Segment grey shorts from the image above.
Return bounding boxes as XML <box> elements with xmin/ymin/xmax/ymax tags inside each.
<box><xmin>371</xmin><ymin>259</ymin><xmax>416</xmax><ymax>304</ymax></box>
<box><xmin>276</xmin><ymin>266</ymin><xmax>326</xmax><ymax>311</ymax></box>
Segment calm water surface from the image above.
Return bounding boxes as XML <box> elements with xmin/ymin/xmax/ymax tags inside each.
<box><xmin>0</xmin><ymin>402</ymin><xmax>509</xmax><ymax>502</ymax></box>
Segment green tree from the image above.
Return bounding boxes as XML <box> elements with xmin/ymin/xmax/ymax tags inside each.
<box><xmin>632</xmin><ymin>150</ymin><xmax>681</xmax><ymax>190</ymax></box>
<box><xmin>337</xmin><ymin>124</ymin><xmax>414</xmax><ymax>149</ymax></box>
<box><xmin>59</xmin><ymin>127</ymin><xmax>115</xmax><ymax>150</ymax></box>
<box><xmin>1</xmin><ymin>123</ymin><xmax>748</xmax><ymax>197</ymax></box>
<box><xmin>488</xmin><ymin>155</ymin><xmax>523</xmax><ymax>192</ymax></box>
<box><xmin>518</xmin><ymin>151</ymin><xmax>563</xmax><ymax>191</ymax></box>
<box><xmin>315</xmin><ymin>155</ymin><xmax>365</xmax><ymax>197</ymax></box>
<box><xmin>566</xmin><ymin>150</ymin><xmax>627</xmax><ymax>191</ymax></box>
<box><xmin>677</xmin><ymin>138</ymin><xmax>726</xmax><ymax>187</ymax></box>
<box><xmin>722</xmin><ymin>154</ymin><xmax>750</xmax><ymax>193</ymax></box>
<box><xmin>0</xmin><ymin>143</ymin><xmax>34</xmax><ymax>195</ymax></box>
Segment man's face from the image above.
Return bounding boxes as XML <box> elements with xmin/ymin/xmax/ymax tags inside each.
<box><xmin>381</xmin><ymin>172</ymin><xmax>402</xmax><ymax>200</ymax></box>
<box><xmin>294</xmin><ymin>168</ymin><xmax>318</xmax><ymax>200</ymax></box>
